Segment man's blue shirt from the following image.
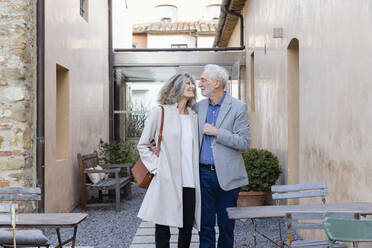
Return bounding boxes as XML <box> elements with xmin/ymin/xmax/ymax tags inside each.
<box><xmin>199</xmin><ymin>92</ymin><xmax>226</xmax><ymax>165</ymax></box>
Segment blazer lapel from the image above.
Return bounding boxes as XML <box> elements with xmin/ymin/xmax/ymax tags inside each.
<box><xmin>198</xmin><ymin>100</ymin><xmax>208</xmax><ymax>148</ymax></box>
<box><xmin>215</xmin><ymin>94</ymin><xmax>232</xmax><ymax>128</ymax></box>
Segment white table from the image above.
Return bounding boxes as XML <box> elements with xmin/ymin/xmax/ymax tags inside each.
<box><xmin>0</xmin><ymin>213</ymin><xmax>88</xmax><ymax>248</ymax></box>
<box><xmin>227</xmin><ymin>202</ymin><xmax>372</xmax><ymax>247</ymax></box>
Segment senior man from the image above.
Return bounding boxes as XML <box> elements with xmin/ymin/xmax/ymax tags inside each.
<box><xmin>194</xmin><ymin>64</ymin><xmax>250</xmax><ymax>248</ymax></box>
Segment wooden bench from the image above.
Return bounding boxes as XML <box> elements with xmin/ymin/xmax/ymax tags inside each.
<box><xmin>0</xmin><ymin>187</ymin><xmax>49</xmax><ymax>248</ymax></box>
<box><xmin>77</xmin><ymin>151</ymin><xmax>132</xmax><ymax>212</ymax></box>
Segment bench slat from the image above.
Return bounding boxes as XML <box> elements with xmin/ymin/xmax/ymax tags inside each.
<box><xmin>0</xmin><ymin>187</ymin><xmax>41</xmax><ymax>194</ymax></box>
<box><xmin>271</xmin><ymin>182</ymin><xmax>327</xmax><ymax>193</ymax></box>
<box><xmin>0</xmin><ymin>204</ymin><xmax>17</xmax><ymax>212</ymax></box>
<box><xmin>86</xmin><ymin>177</ymin><xmax>130</xmax><ymax>189</ymax></box>
<box><xmin>293</xmin><ymin>222</ymin><xmax>323</xmax><ymax>230</ymax></box>
<box><xmin>272</xmin><ymin>190</ymin><xmax>328</xmax><ymax>200</ymax></box>
<box><xmin>288</xmin><ymin>211</ymin><xmax>356</xmax><ymax>220</ymax></box>
<box><xmin>81</xmin><ymin>153</ymin><xmax>98</xmax><ymax>160</ymax></box>
<box><xmin>0</xmin><ymin>195</ymin><xmax>41</xmax><ymax>201</ymax></box>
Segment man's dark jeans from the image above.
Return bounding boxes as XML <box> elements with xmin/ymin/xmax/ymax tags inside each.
<box><xmin>199</xmin><ymin>166</ymin><xmax>240</xmax><ymax>248</ymax></box>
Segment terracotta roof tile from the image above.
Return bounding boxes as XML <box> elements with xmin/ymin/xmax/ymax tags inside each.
<box><xmin>133</xmin><ymin>21</ymin><xmax>218</xmax><ymax>35</ymax></box>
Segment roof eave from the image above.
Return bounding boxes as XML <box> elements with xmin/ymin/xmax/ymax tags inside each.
<box><xmin>213</xmin><ymin>0</ymin><xmax>247</xmax><ymax>47</ymax></box>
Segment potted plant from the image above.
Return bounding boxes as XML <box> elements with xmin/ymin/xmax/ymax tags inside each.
<box><xmin>98</xmin><ymin>139</ymin><xmax>139</xmax><ymax>178</ymax></box>
<box><xmin>238</xmin><ymin>148</ymin><xmax>282</xmax><ymax>207</ymax></box>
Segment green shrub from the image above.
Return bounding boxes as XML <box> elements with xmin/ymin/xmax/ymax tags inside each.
<box><xmin>98</xmin><ymin>139</ymin><xmax>139</xmax><ymax>177</ymax></box>
<box><xmin>241</xmin><ymin>148</ymin><xmax>282</xmax><ymax>192</ymax></box>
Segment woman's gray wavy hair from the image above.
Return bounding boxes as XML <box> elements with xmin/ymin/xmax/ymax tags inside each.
<box><xmin>158</xmin><ymin>72</ymin><xmax>197</xmax><ymax>107</ymax></box>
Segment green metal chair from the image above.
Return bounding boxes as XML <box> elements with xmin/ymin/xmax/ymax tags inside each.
<box><xmin>286</xmin><ymin>211</ymin><xmax>357</xmax><ymax>247</ymax></box>
<box><xmin>323</xmin><ymin>217</ymin><xmax>372</xmax><ymax>248</ymax></box>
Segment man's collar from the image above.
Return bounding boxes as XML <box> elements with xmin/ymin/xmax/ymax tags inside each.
<box><xmin>209</xmin><ymin>91</ymin><xmax>227</xmax><ymax>106</ymax></box>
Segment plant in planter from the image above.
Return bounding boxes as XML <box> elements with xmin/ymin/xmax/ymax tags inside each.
<box><xmin>98</xmin><ymin>139</ymin><xmax>139</xmax><ymax>178</ymax></box>
<box><xmin>238</xmin><ymin>148</ymin><xmax>282</xmax><ymax>207</ymax></box>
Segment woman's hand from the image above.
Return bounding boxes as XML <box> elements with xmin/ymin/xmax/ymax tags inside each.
<box><xmin>148</xmin><ymin>141</ymin><xmax>160</xmax><ymax>157</ymax></box>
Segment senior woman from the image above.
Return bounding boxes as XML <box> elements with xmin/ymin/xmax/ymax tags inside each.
<box><xmin>137</xmin><ymin>72</ymin><xmax>201</xmax><ymax>248</ymax></box>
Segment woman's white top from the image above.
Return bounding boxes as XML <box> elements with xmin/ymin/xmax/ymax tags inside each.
<box><xmin>180</xmin><ymin>114</ymin><xmax>195</xmax><ymax>188</ymax></box>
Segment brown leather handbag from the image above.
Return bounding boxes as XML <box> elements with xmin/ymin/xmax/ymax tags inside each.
<box><xmin>131</xmin><ymin>106</ymin><xmax>164</xmax><ymax>189</ymax></box>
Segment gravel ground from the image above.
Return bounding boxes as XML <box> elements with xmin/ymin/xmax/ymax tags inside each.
<box><xmin>44</xmin><ymin>184</ymin><xmax>299</xmax><ymax>248</ymax></box>
<box><xmin>44</xmin><ymin>183</ymin><xmax>146</xmax><ymax>248</ymax></box>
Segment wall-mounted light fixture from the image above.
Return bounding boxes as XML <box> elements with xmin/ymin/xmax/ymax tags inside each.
<box><xmin>273</xmin><ymin>28</ymin><xmax>283</xmax><ymax>38</ymax></box>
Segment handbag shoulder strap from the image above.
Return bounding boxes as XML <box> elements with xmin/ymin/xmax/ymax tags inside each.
<box><xmin>157</xmin><ymin>106</ymin><xmax>165</xmax><ymax>148</ymax></box>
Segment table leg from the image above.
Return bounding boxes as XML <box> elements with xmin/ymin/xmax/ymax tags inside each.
<box><xmin>277</xmin><ymin>218</ymin><xmax>284</xmax><ymax>248</ymax></box>
<box><xmin>56</xmin><ymin>228</ymin><xmax>62</xmax><ymax>247</ymax></box>
<box><xmin>55</xmin><ymin>225</ymin><xmax>79</xmax><ymax>248</ymax></box>
<box><xmin>251</xmin><ymin>219</ymin><xmax>257</xmax><ymax>248</ymax></box>
<box><xmin>71</xmin><ymin>225</ymin><xmax>78</xmax><ymax>248</ymax></box>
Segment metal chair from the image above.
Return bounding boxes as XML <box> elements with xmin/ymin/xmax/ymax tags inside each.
<box><xmin>271</xmin><ymin>182</ymin><xmax>328</xmax><ymax>246</ymax></box>
<box><xmin>0</xmin><ymin>187</ymin><xmax>49</xmax><ymax>248</ymax></box>
<box><xmin>286</xmin><ymin>211</ymin><xmax>358</xmax><ymax>247</ymax></box>
<box><xmin>323</xmin><ymin>217</ymin><xmax>372</xmax><ymax>248</ymax></box>
<box><xmin>0</xmin><ymin>204</ymin><xmax>17</xmax><ymax>247</ymax></box>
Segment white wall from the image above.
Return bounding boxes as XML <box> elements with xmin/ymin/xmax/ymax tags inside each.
<box><xmin>112</xmin><ymin>0</ymin><xmax>132</xmax><ymax>48</ymax></box>
<box><xmin>197</xmin><ymin>36</ymin><xmax>215</xmax><ymax>48</ymax></box>
<box><xmin>127</xmin><ymin>0</ymin><xmax>221</xmax><ymax>24</ymax></box>
<box><xmin>148</xmin><ymin>34</ymin><xmax>197</xmax><ymax>48</ymax></box>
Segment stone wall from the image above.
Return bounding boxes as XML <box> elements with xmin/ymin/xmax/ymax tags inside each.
<box><xmin>0</xmin><ymin>0</ymin><xmax>37</xmax><ymax>188</ymax></box>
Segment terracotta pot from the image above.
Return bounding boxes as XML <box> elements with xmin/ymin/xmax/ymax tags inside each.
<box><xmin>237</xmin><ymin>191</ymin><xmax>267</xmax><ymax>207</ymax></box>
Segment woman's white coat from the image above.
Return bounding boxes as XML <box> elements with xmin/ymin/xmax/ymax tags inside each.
<box><xmin>137</xmin><ymin>104</ymin><xmax>201</xmax><ymax>230</ymax></box>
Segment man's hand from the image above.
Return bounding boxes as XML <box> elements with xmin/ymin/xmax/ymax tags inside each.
<box><xmin>149</xmin><ymin>141</ymin><xmax>160</xmax><ymax>157</ymax></box>
<box><xmin>202</xmin><ymin>123</ymin><xmax>219</xmax><ymax>136</ymax></box>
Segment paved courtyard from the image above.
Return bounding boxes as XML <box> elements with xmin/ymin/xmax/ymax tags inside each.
<box><xmin>43</xmin><ymin>184</ymin><xmax>293</xmax><ymax>248</ymax></box>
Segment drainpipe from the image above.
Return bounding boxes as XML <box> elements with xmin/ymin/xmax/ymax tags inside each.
<box><xmin>36</xmin><ymin>0</ymin><xmax>45</xmax><ymax>213</ymax></box>
<box><xmin>220</xmin><ymin>5</ymin><xmax>244</xmax><ymax>47</ymax></box>
<box><xmin>213</xmin><ymin>0</ymin><xmax>245</xmax><ymax>48</ymax></box>
<box><xmin>108</xmin><ymin>0</ymin><xmax>114</xmax><ymax>142</ymax></box>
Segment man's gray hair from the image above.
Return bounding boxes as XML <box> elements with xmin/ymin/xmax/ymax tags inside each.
<box><xmin>204</xmin><ymin>64</ymin><xmax>229</xmax><ymax>89</ymax></box>
<box><xmin>158</xmin><ymin>72</ymin><xmax>197</xmax><ymax>107</ymax></box>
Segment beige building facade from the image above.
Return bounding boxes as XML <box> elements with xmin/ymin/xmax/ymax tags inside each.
<box><xmin>44</xmin><ymin>0</ymin><xmax>110</xmax><ymax>212</ymax></box>
<box><xmin>217</xmin><ymin>0</ymin><xmax>372</xmax><ymax>206</ymax></box>
<box><xmin>0</xmin><ymin>0</ymin><xmax>111</xmax><ymax>213</ymax></box>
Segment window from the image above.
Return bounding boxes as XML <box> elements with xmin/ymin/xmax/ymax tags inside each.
<box><xmin>206</xmin><ymin>4</ymin><xmax>220</xmax><ymax>20</ymax></box>
<box><xmin>56</xmin><ymin>64</ymin><xmax>70</xmax><ymax>160</ymax></box>
<box><xmin>155</xmin><ymin>5</ymin><xmax>177</xmax><ymax>22</ymax></box>
<box><xmin>171</xmin><ymin>44</ymin><xmax>188</xmax><ymax>48</ymax></box>
<box><xmin>80</xmin><ymin>0</ymin><xmax>88</xmax><ymax>22</ymax></box>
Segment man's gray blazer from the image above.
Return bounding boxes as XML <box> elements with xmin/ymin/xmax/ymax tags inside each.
<box><xmin>194</xmin><ymin>94</ymin><xmax>251</xmax><ymax>191</ymax></box>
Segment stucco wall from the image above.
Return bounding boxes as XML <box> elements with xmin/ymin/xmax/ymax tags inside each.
<box><xmin>237</xmin><ymin>0</ymin><xmax>372</xmax><ymax>207</ymax></box>
<box><xmin>128</xmin><ymin>0</ymin><xmax>221</xmax><ymax>24</ymax></box>
<box><xmin>197</xmin><ymin>35</ymin><xmax>215</xmax><ymax>48</ymax></box>
<box><xmin>112</xmin><ymin>0</ymin><xmax>132</xmax><ymax>48</ymax></box>
<box><xmin>148</xmin><ymin>34</ymin><xmax>197</xmax><ymax>48</ymax></box>
<box><xmin>0</xmin><ymin>0</ymin><xmax>37</xmax><ymax>195</ymax></box>
<box><xmin>44</xmin><ymin>0</ymin><xmax>109</xmax><ymax>212</ymax></box>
